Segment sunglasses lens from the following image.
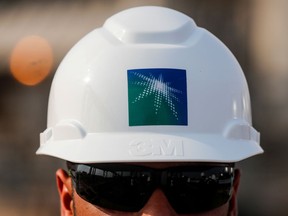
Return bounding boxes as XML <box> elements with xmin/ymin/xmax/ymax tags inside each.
<box><xmin>69</xmin><ymin>164</ymin><xmax>234</xmax><ymax>213</ymax></box>
<box><xmin>72</xmin><ymin>164</ymin><xmax>155</xmax><ymax>212</ymax></box>
<box><xmin>164</xmin><ymin>166</ymin><xmax>234</xmax><ymax>213</ymax></box>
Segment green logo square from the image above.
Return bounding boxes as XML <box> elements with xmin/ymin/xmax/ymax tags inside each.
<box><xmin>127</xmin><ymin>68</ymin><xmax>188</xmax><ymax>126</ymax></box>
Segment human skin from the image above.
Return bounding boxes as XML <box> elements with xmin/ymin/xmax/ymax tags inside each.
<box><xmin>56</xmin><ymin>163</ymin><xmax>240</xmax><ymax>216</ymax></box>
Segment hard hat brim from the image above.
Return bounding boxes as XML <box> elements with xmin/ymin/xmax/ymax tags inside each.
<box><xmin>36</xmin><ymin>132</ymin><xmax>263</xmax><ymax>163</ymax></box>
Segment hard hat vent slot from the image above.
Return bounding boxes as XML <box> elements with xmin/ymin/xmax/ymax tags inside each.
<box><xmin>224</xmin><ymin>121</ymin><xmax>260</xmax><ymax>143</ymax></box>
<box><xmin>40</xmin><ymin>128</ymin><xmax>52</xmax><ymax>145</ymax></box>
<box><xmin>53</xmin><ymin>120</ymin><xmax>87</xmax><ymax>141</ymax></box>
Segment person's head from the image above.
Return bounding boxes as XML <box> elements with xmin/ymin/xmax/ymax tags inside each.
<box><xmin>37</xmin><ymin>6</ymin><xmax>263</xmax><ymax>216</ymax></box>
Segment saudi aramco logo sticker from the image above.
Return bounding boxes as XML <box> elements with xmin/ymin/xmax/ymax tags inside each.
<box><xmin>127</xmin><ymin>68</ymin><xmax>188</xmax><ymax>126</ymax></box>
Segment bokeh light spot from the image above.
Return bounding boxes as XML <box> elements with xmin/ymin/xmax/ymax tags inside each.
<box><xmin>10</xmin><ymin>35</ymin><xmax>53</xmax><ymax>86</ymax></box>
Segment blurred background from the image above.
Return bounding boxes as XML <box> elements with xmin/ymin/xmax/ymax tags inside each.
<box><xmin>0</xmin><ymin>0</ymin><xmax>287</xmax><ymax>215</ymax></box>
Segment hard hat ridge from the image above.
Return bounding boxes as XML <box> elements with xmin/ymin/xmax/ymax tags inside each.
<box><xmin>103</xmin><ymin>6</ymin><xmax>197</xmax><ymax>44</ymax></box>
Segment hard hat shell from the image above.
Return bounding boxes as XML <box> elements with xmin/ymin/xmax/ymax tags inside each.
<box><xmin>37</xmin><ymin>6</ymin><xmax>263</xmax><ymax>163</ymax></box>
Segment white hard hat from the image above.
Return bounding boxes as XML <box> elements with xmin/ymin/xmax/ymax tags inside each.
<box><xmin>37</xmin><ymin>6</ymin><xmax>263</xmax><ymax>163</ymax></box>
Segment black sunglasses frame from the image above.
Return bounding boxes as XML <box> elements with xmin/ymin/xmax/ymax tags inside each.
<box><xmin>67</xmin><ymin>162</ymin><xmax>235</xmax><ymax>214</ymax></box>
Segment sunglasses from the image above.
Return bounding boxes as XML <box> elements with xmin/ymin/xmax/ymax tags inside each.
<box><xmin>68</xmin><ymin>162</ymin><xmax>235</xmax><ymax>214</ymax></box>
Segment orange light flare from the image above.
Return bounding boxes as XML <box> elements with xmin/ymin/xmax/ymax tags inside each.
<box><xmin>9</xmin><ymin>35</ymin><xmax>54</xmax><ymax>86</ymax></box>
